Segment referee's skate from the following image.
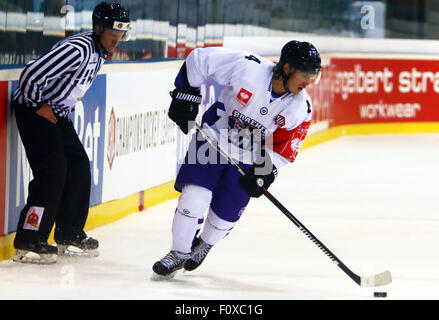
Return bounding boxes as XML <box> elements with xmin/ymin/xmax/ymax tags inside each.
<box><xmin>12</xmin><ymin>241</ymin><xmax>57</xmax><ymax>264</ymax></box>
<box><xmin>56</xmin><ymin>231</ymin><xmax>99</xmax><ymax>258</ymax></box>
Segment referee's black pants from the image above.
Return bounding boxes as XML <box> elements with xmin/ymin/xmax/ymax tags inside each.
<box><xmin>13</xmin><ymin>101</ymin><xmax>91</xmax><ymax>244</ymax></box>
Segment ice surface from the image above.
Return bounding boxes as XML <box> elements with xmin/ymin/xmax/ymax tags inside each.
<box><xmin>1</xmin><ymin>133</ymin><xmax>438</xmax><ymax>300</ymax></box>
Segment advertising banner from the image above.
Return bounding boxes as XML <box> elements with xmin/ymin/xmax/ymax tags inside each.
<box><xmin>0</xmin><ymin>82</ymin><xmax>7</xmax><ymax>236</ymax></box>
<box><xmin>329</xmin><ymin>57</ymin><xmax>439</xmax><ymax>127</ymax></box>
<box><xmin>7</xmin><ymin>81</ymin><xmax>29</xmax><ymax>233</ymax></box>
<box><xmin>304</xmin><ymin>57</ymin><xmax>333</xmax><ymax>134</ymax></box>
<box><xmin>71</xmin><ymin>75</ymin><xmax>106</xmax><ymax>207</ymax></box>
<box><xmin>103</xmin><ymin>70</ymin><xmax>177</xmax><ymax>202</ymax></box>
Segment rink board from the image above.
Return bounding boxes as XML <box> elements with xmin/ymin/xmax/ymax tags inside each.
<box><xmin>0</xmin><ymin>82</ymin><xmax>7</xmax><ymax>238</ymax></box>
<box><xmin>1</xmin><ymin>54</ymin><xmax>439</xmax><ymax>261</ymax></box>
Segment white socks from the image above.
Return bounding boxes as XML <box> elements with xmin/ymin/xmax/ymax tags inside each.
<box><xmin>200</xmin><ymin>209</ymin><xmax>236</xmax><ymax>246</ymax></box>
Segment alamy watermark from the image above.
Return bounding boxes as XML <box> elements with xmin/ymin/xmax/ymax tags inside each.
<box><xmin>60</xmin><ymin>264</ymin><xmax>75</xmax><ymax>289</ymax></box>
<box><xmin>181</xmin><ymin>123</ymin><xmax>275</xmax><ymax>175</ymax></box>
<box><xmin>360</xmin><ymin>4</ymin><xmax>375</xmax><ymax>30</ymax></box>
<box><xmin>60</xmin><ymin>5</ymin><xmax>75</xmax><ymax>30</ymax></box>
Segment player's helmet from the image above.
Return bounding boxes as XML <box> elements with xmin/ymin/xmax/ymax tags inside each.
<box><xmin>279</xmin><ymin>40</ymin><xmax>321</xmax><ymax>75</ymax></box>
<box><xmin>92</xmin><ymin>2</ymin><xmax>131</xmax><ymax>41</ymax></box>
<box><xmin>274</xmin><ymin>40</ymin><xmax>321</xmax><ymax>91</ymax></box>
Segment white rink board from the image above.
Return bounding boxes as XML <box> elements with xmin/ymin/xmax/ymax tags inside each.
<box><xmin>102</xmin><ymin>69</ymin><xmax>178</xmax><ymax>202</ymax></box>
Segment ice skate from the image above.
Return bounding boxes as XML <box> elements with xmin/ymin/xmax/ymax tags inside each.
<box><xmin>13</xmin><ymin>241</ymin><xmax>58</xmax><ymax>264</ymax></box>
<box><xmin>56</xmin><ymin>232</ymin><xmax>99</xmax><ymax>258</ymax></box>
<box><xmin>184</xmin><ymin>237</ymin><xmax>213</xmax><ymax>271</ymax></box>
<box><xmin>151</xmin><ymin>251</ymin><xmax>191</xmax><ymax>281</ymax></box>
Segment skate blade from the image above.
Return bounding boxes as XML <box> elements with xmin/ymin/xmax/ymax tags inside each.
<box><xmin>57</xmin><ymin>245</ymin><xmax>99</xmax><ymax>258</ymax></box>
<box><xmin>150</xmin><ymin>270</ymin><xmax>179</xmax><ymax>281</ymax></box>
<box><xmin>12</xmin><ymin>250</ymin><xmax>57</xmax><ymax>265</ymax></box>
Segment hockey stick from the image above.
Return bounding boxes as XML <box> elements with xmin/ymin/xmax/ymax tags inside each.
<box><xmin>194</xmin><ymin>123</ymin><xmax>392</xmax><ymax>287</ymax></box>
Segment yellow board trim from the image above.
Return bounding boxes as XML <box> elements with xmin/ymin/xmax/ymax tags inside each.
<box><xmin>1</xmin><ymin>122</ymin><xmax>438</xmax><ymax>262</ymax></box>
<box><xmin>0</xmin><ymin>234</ymin><xmax>15</xmax><ymax>261</ymax></box>
<box><xmin>84</xmin><ymin>181</ymin><xmax>180</xmax><ymax>230</ymax></box>
<box><xmin>0</xmin><ymin>181</ymin><xmax>180</xmax><ymax>262</ymax></box>
<box><xmin>302</xmin><ymin>122</ymin><xmax>439</xmax><ymax>150</ymax></box>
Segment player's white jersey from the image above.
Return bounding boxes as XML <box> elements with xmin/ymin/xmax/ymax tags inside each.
<box><xmin>185</xmin><ymin>47</ymin><xmax>313</xmax><ymax>168</ymax></box>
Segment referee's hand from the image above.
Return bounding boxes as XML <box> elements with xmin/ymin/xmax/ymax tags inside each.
<box><xmin>36</xmin><ymin>103</ymin><xmax>58</xmax><ymax>124</ymax></box>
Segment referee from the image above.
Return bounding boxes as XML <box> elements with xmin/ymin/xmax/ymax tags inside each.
<box><xmin>11</xmin><ymin>2</ymin><xmax>131</xmax><ymax>264</ymax></box>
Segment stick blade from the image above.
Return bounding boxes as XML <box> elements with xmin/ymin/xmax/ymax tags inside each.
<box><xmin>360</xmin><ymin>270</ymin><xmax>392</xmax><ymax>287</ymax></box>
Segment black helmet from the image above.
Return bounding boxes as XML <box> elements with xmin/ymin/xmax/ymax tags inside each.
<box><xmin>92</xmin><ymin>2</ymin><xmax>130</xmax><ymax>34</ymax></box>
<box><xmin>279</xmin><ymin>41</ymin><xmax>321</xmax><ymax>75</ymax></box>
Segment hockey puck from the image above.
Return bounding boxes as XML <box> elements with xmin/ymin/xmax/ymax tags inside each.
<box><xmin>373</xmin><ymin>292</ymin><xmax>387</xmax><ymax>298</ymax></box>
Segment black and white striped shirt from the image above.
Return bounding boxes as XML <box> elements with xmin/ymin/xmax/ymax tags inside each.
<box><xmin>13</xmin><ymin>31</ymin><xmax>106</xmax><ymax>117</ymax></box>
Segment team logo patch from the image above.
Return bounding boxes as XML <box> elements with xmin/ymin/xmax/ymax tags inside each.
<box><xmin>274</xmin><ymin>114</ymin><xmax>285</xmax><ymax>127</ymax></box>
<box><xmin>176</xmin><ymin>208</ymin><xmax>191</xmax><ymax>216</ymax></box>
<box><xmin>23</xmin><ymin>206</ymin><xmax>45</xmax><ymax>231</ymax></box>
<box><xmin>113</xmin><ymin>21</ymin><xmax>131</xmax><ymax>31</ymax></box>
<box><xmin>236</xmin><ymin>88</ymin><xmax>253</xmax><ymax>106</ymax></box>
<box><xmin>260</xmin><ymin>107</ymin><xmax>268</xmax><ymax>115</ymax></box>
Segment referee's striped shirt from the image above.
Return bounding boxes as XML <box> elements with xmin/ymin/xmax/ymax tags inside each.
<box><xmin>13</xmin><ymin>31</ymin><xmax>106</xmax><ymax>117</ymax></box>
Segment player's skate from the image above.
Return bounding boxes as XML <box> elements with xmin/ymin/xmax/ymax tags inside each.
<box><xmin>55</xmin><ymin>231</ymin><xmax>99</xmax><ymax>258</ymax></box>
<box><xmin>184</xmin><ymin>237</ymin><xmax>213</xmax><ymax>271</ymax></box>
<box><xmin>151</xmin><ymin>251</ymin><xmax>191</xmax><ymax>281</ymax></box>
<box><xmin>13</xmin><ymin>241</ymin><xmax>58</xmax><ymax>264</ymax></box>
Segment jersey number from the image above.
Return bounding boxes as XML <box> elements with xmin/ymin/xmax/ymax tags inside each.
<box><xmin>245</xmin><ymin>55</ymin><xmax>261</xmax><ymax>64</ymax></box>
<box><xmin>306</xmin><ymin>100</ymin><xmax>311</xmax><ymax>113</ymax></box>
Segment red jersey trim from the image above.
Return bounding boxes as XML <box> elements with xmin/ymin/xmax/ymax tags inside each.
<box><xmin>272</xmin><ymin>121</ymin><xmax>310</xmax><ymax>163</ymax></box>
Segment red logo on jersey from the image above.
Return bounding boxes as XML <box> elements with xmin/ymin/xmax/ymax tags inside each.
<box><xmin>275</xmin><ymin>114</ymin><xmax>285</xmax><ymax>127</ymax></box>
<box><xmin>236</xmin><ymin>88</ymin><xmax>252</xmax><ymax>106</ymax></box>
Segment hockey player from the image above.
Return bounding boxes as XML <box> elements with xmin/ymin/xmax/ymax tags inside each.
<box><xmin>11</xmin><ymin>2</ymin><xmax>130</xmax><ymax>264</ymax></box>
<box><xmin>152</xmin><ymin>41</ymin><xmax>321</xmax><ymax>279</ymax></box>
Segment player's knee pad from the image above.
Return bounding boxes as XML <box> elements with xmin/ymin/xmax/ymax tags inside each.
<box><xmin>200</xmin><ymin>208</ymin><xmax>237</xmax><ymax>246</ymax></box>
<box><xmin>172</xmin><ymin>184</ymin><xmax>212</xmax><ymax>253</ymax></box>
<box><xmin>176</xmin><ymin>184</ymin><xmax>212</xmax><ymax>219</ymax></box>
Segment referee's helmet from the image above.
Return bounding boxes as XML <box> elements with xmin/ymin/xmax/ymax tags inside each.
<box><xmin>92</xmin><ymin>2</ymin><xmax>131</xmax><ymax>41</ymax></box>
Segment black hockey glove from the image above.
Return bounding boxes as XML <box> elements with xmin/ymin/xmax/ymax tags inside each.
<box><xmin>168</xmin><ymin>87</ymin><xmax>202</xmax><ymax>134</ymax></box>
<box><xmin>239</xmin><ymin>152</ymin><xmax>278</xmax><ymax>198</ymax></box>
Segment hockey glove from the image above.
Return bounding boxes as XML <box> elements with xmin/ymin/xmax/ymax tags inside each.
<box><xmin>239</xmin><ymin>153</ymin><xmax>278</xmax><ymax>198</ymax></box>
<box><xmin>168</xmin><ymin>87</ymin><xmax>202</xmax><ymax>134</ymax></box>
